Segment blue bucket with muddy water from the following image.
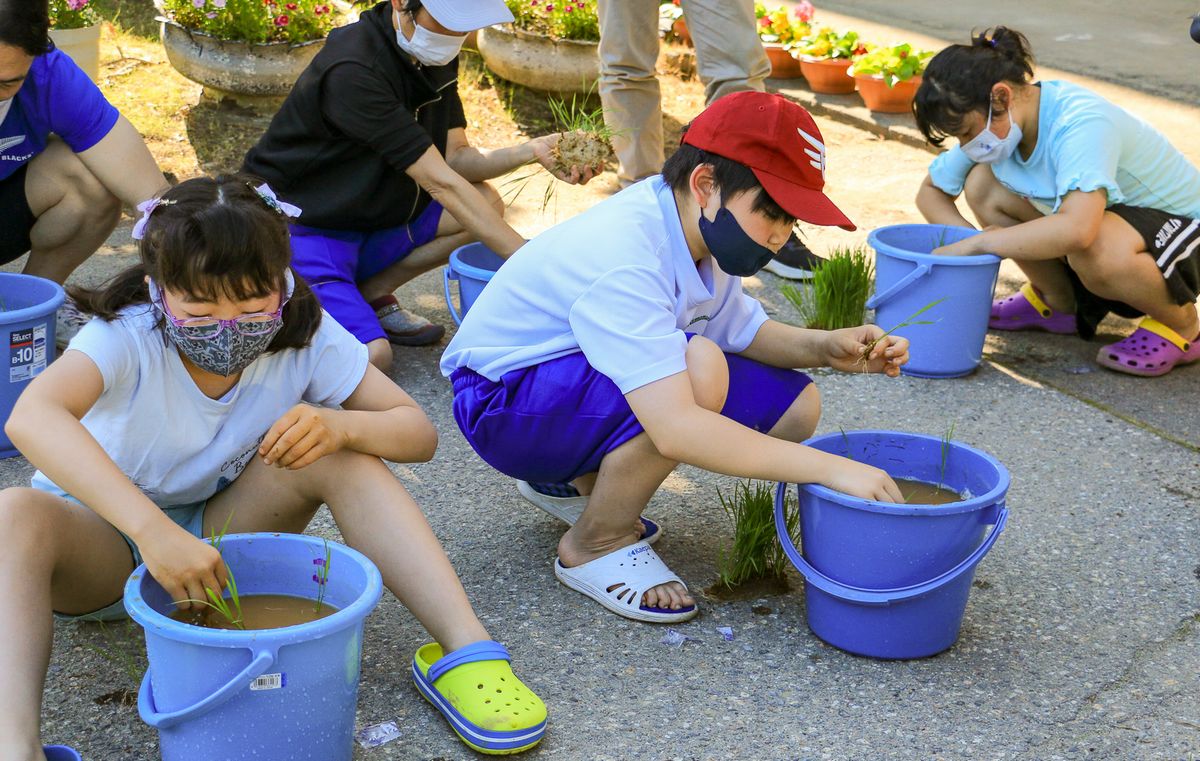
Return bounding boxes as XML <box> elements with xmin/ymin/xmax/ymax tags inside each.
<box><xmin>124</xmin><ymin>533</ymin><xmax>383</xmax><ymax>761</ymax></box>
<box><xmin>775</xmin><ymin>430</ymin><xmax>1009</xmax><ymax>659</ymax></box>
<box><xmin>444</xmin><ymin>242</ymin><xmax>503</xmax><ymax>325</ymax></box>
<box><xmin>866</xmin><ymin>224</ymin><xmax>1000</xmax><ymax>378</ymax></box>
<box><xmin>0</xmin><ymin>273</ymin><xmax>65</xmax><ymax>457</ymax></box>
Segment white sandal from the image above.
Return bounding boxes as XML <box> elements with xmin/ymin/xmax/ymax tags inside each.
<box><xmin>517</xmin><ymin>481</ymin><xmax>663</xmax><ymax>544</ymax></box>
<box><xmin>554</xmin><ymin>540</ymin><xmax>697</xmax><ymax>623</ymax></box>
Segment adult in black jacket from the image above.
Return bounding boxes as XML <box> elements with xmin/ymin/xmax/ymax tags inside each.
<box><xmin>244</xmin><ymin>0</ymin><xmax>598</xmax><ymax>369</ymax></box>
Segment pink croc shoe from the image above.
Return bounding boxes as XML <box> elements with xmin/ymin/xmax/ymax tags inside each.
<box><xmin>990</xmin><ymin>283</ymin><xmax>1078</xmax><ymax>334</ymax></box>
<box><xmin>1097</xmin><ymin>318</ymin><xmax>1200</xmax><ymax>377</ymax></box>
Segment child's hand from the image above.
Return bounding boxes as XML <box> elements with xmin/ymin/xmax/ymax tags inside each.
<box><xmin>139</xmin><ymin>523</ymin><xmax>227</xmax><ymax>610</ymax></box>
<box><xmin>260</xmin><ymin>404</ymin><xmax>349</xmax><ymax>469</ymax></box>
<box><xmin>821</xmin><ymin>457</ymin><xmax>904</xmax><ymax>503</ymax></box>
<box><xmin>824</xmin><ymin>325</ymin><xmax>910</xmax><ymax>376</ymax></box>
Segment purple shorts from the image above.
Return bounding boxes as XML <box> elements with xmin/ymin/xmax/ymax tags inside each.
<box><xmin>288</xmin><ymin>201</ymin><xmax>443</xmax><ymax>344</ymax></box>
<box><xmin>451</xmin><ymin>348</ymin><xmax>813</xmax><ymax>484</ymax></box>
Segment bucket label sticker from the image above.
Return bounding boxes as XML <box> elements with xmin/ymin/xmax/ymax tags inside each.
<box><xmin>9</xmin><ymin>326</ymin><xmax>47</xmax><ymax>383</ymax></box>
<box><xmin>249</xmin><ymin>673</ymin><xmax>286</xmax><ymax>691</ymax></box>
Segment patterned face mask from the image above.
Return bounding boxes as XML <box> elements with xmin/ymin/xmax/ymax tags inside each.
<box><xmin>148</xmin><ymin>272</ymin><xmax>292</xmax><ymax>377</ymax></box>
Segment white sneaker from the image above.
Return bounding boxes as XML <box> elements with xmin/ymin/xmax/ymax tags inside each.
<box><xmin>55</xmin><ymin>297</ymin><xmax>91</xmax><ymax>349</ymax></box>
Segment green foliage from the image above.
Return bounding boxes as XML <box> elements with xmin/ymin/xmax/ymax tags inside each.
<box><xmin>504</xmin><ymin>0</ymin><xmax>599</xmax><ymax>42</ymax></box>
<box><xmin>49</xmin><ymin>0</ymin><xmax>99</xmax><ymax>30</ymax></box>
<box><xmin>180</xmin><ymin>510</ymin><xmax>245</xmax><ymax>629</ymax></box>
<box><xmin>714</xmin><ymin>480</ymin><xmax>798</xmax><ymax>589</ymax></box>
<box><xmin>859</xmin><ymin>297</ymin><xmax>945</xmax><ymax>365</ymax></box>
<box><xmin>753</xmin><ymin>2</ymin><xmax>812</xmax><ymax>47</ymax></box>
<box><xmin>848</xmin><ymin>43</ymin><xmax>933</xmax><ymax>87</ymax></box>
<box><xmin>781</xmin><ymin>245</ymin><xmax>874</xmax><ymax>331</ymax></box>
<box><xmin>162</xmin><ymin>0</ymin><xmax>337</xmax><ymax>44</ymax></box>
<box><xmin>938</xmin><ymin>421</ymin><xmax>957</xmax><ymax>491</ymax></box>
<box><xmin>794</xmin><ymin>26</ymin><xmax>869</xmax><ymax>60</ymax></box>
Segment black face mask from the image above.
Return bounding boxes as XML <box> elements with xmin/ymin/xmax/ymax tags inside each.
<box><xmin>699</xmin><ymin>206</ymin><xmax>776</xmax><ymax>277</ymax></box>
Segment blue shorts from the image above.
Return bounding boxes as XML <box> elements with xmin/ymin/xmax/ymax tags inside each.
<box><xmin>451</xmin><ymin>348</ymin><xmax>813</xmax><ymax>484</ymax></box>
<box><xmin>289</xmin><ymin>201</ymin><xmax>444</xmax><ymax>344</ymax></box>
<box><xmin>54</xmin><ymin>498</ymin><xmax>208</xmax><ymax>622</ymax></box>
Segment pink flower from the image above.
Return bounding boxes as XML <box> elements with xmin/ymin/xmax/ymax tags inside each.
<box><xmin>206</xmin><ymin>11</ymin><xmax>216</xmax><ymax>17</ymax></box>
<box><xmin>213</xmin><ymin>0</ymin><xmax>226</xmax><ymax>7</ymax></box>
<box><xmin>758</xmin><ymin>17</ymin><xmax>771</xmax><ymax>28</ymax></box>
<box><xmin>794</xmin><ymin>1</ymin><xmax>815</xmax><ymax>22</ymax></box>
<box><xmin>544</xmin><ymin>3</ymin><xmax>553</xmax><ymax>11</ymax></box>
<box><xmin>274</xmin><ymin>13</ymin><xmax>289</xmax><ymax>25</ymax></box>
<box><xmin>66</xmin><ymin>0</ymin><xmax>89</xmax><ymax>9</ymax></box>
<box><xmin>192</xmin><ymin>0</ymin><xmax>204</xmax><ymax>7</ymax></box>
<box><xmin>285</xmin><ymin>2</ymin><xmax>297</xmax><ymax>9</ymax></box>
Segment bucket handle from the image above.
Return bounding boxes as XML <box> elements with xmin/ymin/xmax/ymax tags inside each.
<box><xmin>138</xmin><ymin>648</ymin><xmax>276</xmax><ymax>729</ymax></box>
<box><xmin>774</xmin><ymin>482</ymin><xmax>1008</xmax><ymax>606</ymax></box>
<box><xmin>443</xmin><ymin>266</ymin><xmax>464</xmax><ymax>326</ymax></box>
<box><xmin>866</xmin><ymin>262</ymin><xmax>933</xmax><ymax>311</ymax></box>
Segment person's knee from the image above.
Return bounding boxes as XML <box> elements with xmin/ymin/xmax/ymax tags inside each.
<box><xmin>769</xmin><ymin>382</ymin><xmax>821</xmax><ymax>442</ymax></box>
<box><xmin>0</xmin><ymin>488</ymin><xmax>57</xmax><ymax>560</ymax></box>
<box><xmin>367</xmin><ymin>339</ymin><xmax>393</xmax><ymax>373</ymax></box>
<box><xmin>684</xmin><ymin>335</ymin><xmax>729</xmax><ymax>413</ymax></box>
<box><xmin>1067</xmin><ymin>245</ymin><xmax>1123</xmax><ymax>297</ymax></box>
<box><xmin>962</xmin><ymin>164</ymin><xmax>1000</xmax><ymax>220</ymax></box>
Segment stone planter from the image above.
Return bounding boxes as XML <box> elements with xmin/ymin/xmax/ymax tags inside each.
<box><xmin>764</xmin><ymin>43</ymin><xmax>802</xmax><ymax>79</ymax></box>
<box><xmin>157</xmin><ymin>17</ymin><xmax>324</xmax><ymax>110</ymax></box>
<box><xmin>855</xmin><ymin>74</ymin><xmax>922</xmax><ymax>114</ymax></box>
<box><xmin>798</xmin><ymin>57</ymin><xmax>855</xmax><ymax>94</ymax></box>
<box><xmin>50</xmin><ymin>24</ymin><xmax>101</xmax><ymax>81</ymax></box>
<box><xmin>476</xmin><ymin>24</ymin><xmax>599</xmax><ymax>95</ymax></box>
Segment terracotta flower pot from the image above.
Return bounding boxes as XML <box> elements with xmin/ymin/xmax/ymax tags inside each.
<box><xmin>49</xmin><ymin>24</ymin><xmax>101</xmax><ymax>81</ymax></box>
<box><xmin>798</xmin><ymin>56</ymin><xmax>855</xmax><ymax>94</ymax></box>
<box><xmin>854</xmin><ymin>74</ymin><xmax>921</xmax><ymax>113</ymax></box>
<box><xmin>763</xmin><ymin>43</ymin><xmax>802</xmax><ymax>78</ymax></box>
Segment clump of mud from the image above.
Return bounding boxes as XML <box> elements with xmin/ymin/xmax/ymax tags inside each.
<box><xmin>552</xmin><ymin>130</ymin><xmax>613</xmax><ymax>175</ymax></box>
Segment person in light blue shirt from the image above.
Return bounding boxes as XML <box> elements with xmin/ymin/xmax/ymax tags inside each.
<box><xmin>914</xmin><ymin>27</ymin><xmax>1200</xmax><ymax>377</ymax></box>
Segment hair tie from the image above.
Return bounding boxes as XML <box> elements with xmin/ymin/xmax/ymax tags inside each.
<box><xmin>250</xmin><ymin>182</ymin><xmax>302</xmax><ymax>219</ymax></box>
<box><xmin>131</xmin><ymin>196</ymin><xmax>177</xmax><ymax>240</ymax></box>
<box><xmin>988</xmin><ymin>38</ymin><xmax>998</xmax><ymax>48</ymax></box>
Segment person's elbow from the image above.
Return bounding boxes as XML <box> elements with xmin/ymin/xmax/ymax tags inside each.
<box><xmin>4</xmin><ymin>393</ymin><xmax>41</xmax><ymax>453</ymax></box>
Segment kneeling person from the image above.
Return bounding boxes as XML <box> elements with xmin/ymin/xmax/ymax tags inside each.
<box><xmin>441</xmin><ymin>93</ymin><xmax>909</xmax><ymax>623</ymax></box>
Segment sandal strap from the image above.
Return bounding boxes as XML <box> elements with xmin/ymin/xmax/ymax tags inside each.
<box><xmin>428</xmin><ymin>640</ymin><xmax>511</xmax><ymax>684</ymax></box>
<box><xmin>1138</xmin><ymin>318</ymin><xmax>1192</xmax><ymax>352</ymax></box>
<box><xmin>1019</xmin><ymin>283</ymin><xmax>1055</xmax><ymax>318</ymax></box>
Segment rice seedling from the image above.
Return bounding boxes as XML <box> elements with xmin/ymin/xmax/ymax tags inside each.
<box><xmin>179</xmin><ymin>510</ymin><xmax>245</xmax><ymax>629</ymax></box>
<box><xmin>937</xmin><ymin>420</ymin><xmax>957</xmax><ymax>492</ymax></box>
<box><xmin>780</xmin><ymin>245</ymin><xmax>874</xmax><ymax>330</ymax></box>
<box><xmin>858</xmin><ymin>297</ymin><xmax>946</xmax><ymax>366</ymax></box>
<box><xmin>313</xmin><ymin>539</ymin><xmax>332</xmax><ymax>615</ymax></box>
<box><xmin>838</xmin><ymin>425</ymin><xmax>854</xmax><ymax>461</ymax></box>
<box><xmin>714</xmin><ymin>480</ymin><xmax>798</xmax><ymax>590</ymax></box>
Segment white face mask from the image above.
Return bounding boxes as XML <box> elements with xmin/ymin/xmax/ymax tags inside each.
<box><xmin>960</xmin><ymin>103</ymin><xmax>1023</xmax><ymax>164</ymax></box>
<box><xmin>394</xmin><ymin>10</ymin><xmax>466</xmax><ymax>66</ymax></box>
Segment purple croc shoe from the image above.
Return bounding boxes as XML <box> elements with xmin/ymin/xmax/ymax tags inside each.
<box><xmin>1097</xmin><ymin>318</ymin><xmax>1200</xmax><ymax>377</ymax></box>
<box><xmin>990</xmin><ymin>283</ymin><xmax>1077</xmax><ymax>334</ymax></box>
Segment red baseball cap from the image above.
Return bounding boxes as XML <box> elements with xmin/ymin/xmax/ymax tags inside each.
<box><xmin>681</xmin><ymin>92</ymin><xmax>855</xmax><ymax>231</ymax></box>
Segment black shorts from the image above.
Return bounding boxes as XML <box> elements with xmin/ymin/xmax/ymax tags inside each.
<box><xmin>0</xmin><ymin>165</ymin><xmax>35</xmax><ymax>266</ymax></box>
<box><xmin>1068</xmin><ymin>204</ymin><xmax>1200</xmax><ymax>339</ymax></box>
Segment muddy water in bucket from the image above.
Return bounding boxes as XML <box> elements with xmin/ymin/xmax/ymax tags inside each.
<box><xmin>896</xmin><ymin>478</ymin><xmax>963</xmax><ymax>505</ymax></box>
<box><xmin>171</xmin><ymin>594</ymin><xmax>339</xmax><ymax>630</ymax></box>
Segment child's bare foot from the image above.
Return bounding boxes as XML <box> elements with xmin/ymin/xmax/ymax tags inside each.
<box><xmin>556</xmin><ymin>525</ymin><xmax>694</xmax><ymax>611</ymax></box>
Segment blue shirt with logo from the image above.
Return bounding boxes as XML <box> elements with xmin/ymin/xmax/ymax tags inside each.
<box><xmin>0</xmin><ymin>49</ymin><xmax>118</xmax><ymax>182</ymax></box>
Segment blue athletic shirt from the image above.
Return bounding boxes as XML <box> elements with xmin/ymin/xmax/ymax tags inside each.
<box><xmin>440</xmin><ymin>176</ymin><xmax>769</xmax><ymax>395</ymax></box>
<box><xmin>928</xmin><ymin>80</ymin><xmax>1200</xmax><ymax>219</ymax></box>
<box><xmin>0</xmin><ymin>49</ymin><xmax>119</xmax><ymax>182</ymax></box>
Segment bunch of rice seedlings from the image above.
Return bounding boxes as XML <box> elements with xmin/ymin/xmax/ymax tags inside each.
<box><xmin>780</xmin><ymin>245</ymin><xmax>874</xmax><ymax>330</ymax></box>
<box><xmin>714</xmin><ymin>480</ymin><xmax>798</xmax><ymax>589</ymax></box>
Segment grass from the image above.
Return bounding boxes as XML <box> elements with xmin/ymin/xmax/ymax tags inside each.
<box><xmin>859</xmin><ymin>297</ymin><xmax>945</xmax><ymax>366</ymax></box>
<box><xmin>938</xmin><ymin>420</ymin><xmax>957</xmax><ymax>492</ymax></box>
<box><xmin>714</xmin><ymin>480</ymin><xmax>798</xmax><ymax>590</ymax></box>
<box><xmin>180</xmin><ymin>510</ymin><xmax>246</xmax><ymax>629</ymax></box>
<box><xmin>781</xmin><ymin>245</ymin><xmax>874</xmax><ymax>330</ymax></box>
<box><xmin>313</xmin><ymin>539</ymin><xmax>332</xmax><ymax>614</ymax></box>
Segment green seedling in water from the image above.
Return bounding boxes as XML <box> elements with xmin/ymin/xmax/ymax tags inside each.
<box><xmin>937</xmin><ymin>420</ymin><xmax>957</xmax><ymax>493</ymax></box>
<box><xmin>838</xmin><ymin>425</ymin><xmax>854</xmax><ymax>461</ymax></box>
<box><xmin>179</xmin><ymin>509</ymin><xmax>245</xmax><ymax>629</ymax></box>
<box><xmin>714</xmin><ymin>480</ymin><xmax>797</xmax><ymax>590</ymax></box>
<box><xmin>781</xmin><ymin>245</ymin><xmax>874</xmax><ymax>331</ymax></box>
<box><xmin>859</xmin><ymin>297</ymin><xmax>946</xmax><ymax>367</ymax></box>
<box><xmin>313</xmin><ymin>539</ymin><xmax>332</xmax><ymax>614</ymax></box>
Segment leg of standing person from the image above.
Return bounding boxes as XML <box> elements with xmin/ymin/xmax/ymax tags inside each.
<box><xmin>597</xmin><ymin>0</ymin><xmax>665</xmax><ymax>187</ymax></box>
<box><xmin>683</xmin><ymin>0</ymin><xmax>770</xmax><ymax>104</ymax></box>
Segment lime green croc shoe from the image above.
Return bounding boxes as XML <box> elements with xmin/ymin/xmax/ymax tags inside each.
<box><xmin>412</xmin><ymin>640</ymin><xmax>547</xmax><ymax>754</ymax></box>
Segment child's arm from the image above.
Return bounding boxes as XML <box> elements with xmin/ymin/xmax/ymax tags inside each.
<box><xmin>739</xmin><ymin>320</ymin><xmax>909</xmax><ymax>376</ymax></box>
<box><xmin>934</xmin><ymin>189</ymin><xmax>1107</xmax><ymax>260</ymax></box>
<box><xmin>625</xmin><ymin>371</ymin><xmax>904</xmax><ymax>502</ymax></box>
<box><xmin>259</xmin><ymin>364</ymin><xmax>437</xmax><ymax>469</ymax></box>
<box><xmin>916</xmin><ymin>172</ymin><xmax>976</xmax><ymax>229</ymax></box>
<box><xmin>5</xmin><ymin>351</ymin><xmax>226</xmax><ymax>607</ymax></box>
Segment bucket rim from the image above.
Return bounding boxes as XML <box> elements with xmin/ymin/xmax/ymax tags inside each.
<box><xmin>799</xmin><ymin>429</ymin><xmax>1011</xmax><ymax>516</ymax></box>
<box><xmin>448</xmin><ymin>242</ymin><xmax>501</xmax><ymax>281</ymax></box>
<box><xmin>0</xmin><ymin>273</ymin><xmax>66</xmax><ymax>323</ymax></box>
<box><xmin>123</xmin><ymin>532</ymin><xmax>383</xmax><ymax>645</ymax></box>
<box><xmin>868</xmin><ymin>223</ymin><xmax>1000</xmax><ymax>266</ymax></box>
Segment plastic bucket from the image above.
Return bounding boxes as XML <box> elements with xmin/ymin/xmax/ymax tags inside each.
<box><xmin>775</xmin><ymin>430</ymin><xmax>1010</xmax><ymax>659</ymax></box>
<box><xmin>866</xmin><ymin>224</ymin><xmax>1000</xmax><ymax>378</ymax></box>
<box><xmin>0</xmin><ymin>273</ymin><xmax>65</xmax><ymax>458</ymax></box>
<box><xmin>444</xmin><ymin>242</ymin><xmax>503</xmax><ymax>325</ymax></box>
<box><xmin>124</xmin><ymin>533</ymin><xmax>383</xmax><ymax>761</ymax></box>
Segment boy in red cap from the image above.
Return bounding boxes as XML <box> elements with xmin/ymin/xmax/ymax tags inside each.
<box><xmin>441</xmin><ymin>93</ymin><xmax>909</xmax><ymax>623</ymax></box>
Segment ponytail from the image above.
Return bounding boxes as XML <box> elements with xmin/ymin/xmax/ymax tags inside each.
<box><xmin>913</xmin><ymin>26</ymin><xmax>1035</xmax><ymax>146</ymax></box>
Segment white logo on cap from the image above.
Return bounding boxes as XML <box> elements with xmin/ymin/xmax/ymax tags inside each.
<box><xmin>797</xmin><ymin>127</ymin><xmax>825</xmax><ymax>177</ymax></box>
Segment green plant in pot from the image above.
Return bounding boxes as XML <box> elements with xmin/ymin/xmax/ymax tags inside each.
<box><xmin>49</xmin><ymin>0</ymin><xmax>102</xmax><ymax>80</ymax></box>
<box><xmin>848</xmin><ymin>42</ymin><xmax>933</xmax><ymax>112</ymax></box>
<box><xmin>781</xmin><ymin>245</ymin><xmax>874</xmax><ymax>331</ymax></box>
<box><xmin>49</xmin><ymin>0</ymin><xmax>98</xmax><ymax>30</ymax></box>
<box><xmin>792</xmin><ymin>26</ymin><xmax>869</xmax><ymax>94</ymax></box>
<box><xmin>162</xmin><ymin>0</ymin><xmax>338</xmax><ymax>45</ymax></box>
<box><xmin>713</xmin><ymin>480</ymin><xmax>798</xmax><ymax>593</ymax></box>
<box><xmin>503</xmin><ymin>0</ymin><xmax>600</xmax><ymax>41</ymax></box>
<box><xmin>753</xmin><ymin>2</ymin><xmax>812</xmax><ymax>77</ymax></box>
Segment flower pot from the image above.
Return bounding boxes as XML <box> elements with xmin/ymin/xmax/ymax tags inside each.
<box><xmin>854</xmin><ymin>74</ymin><xmax>922</xmax><ymax>114</ymax></box>
<box><xmin>157</xmin><ymin>17</ymin><xmax>325</xmax><ymax>111</ymax></box>
<box><xmin>476</xmin><ymin>24</ymin><xmax>599</xmax><ymax>95</ymax></box>
<box><xmin>672</xmin><ymin>17</ymin><xmax>692</xmax><ymax>47</ymax></box>
<box><xmin>798</xmin><ymin>57</ymin><xmax>855</xmax><ymax>94</ymax></box>
<box><xmin>763</xmin><ymin>43</ymin><xmax>802</xmax><ymax>79</ymax></box>
<box><xmin>49</xmin><ymin>24</ymin><xmax>101</xmax><ymax>81</ymax></box>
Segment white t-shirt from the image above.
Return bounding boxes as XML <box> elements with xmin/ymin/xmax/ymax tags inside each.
<box><xmin>32</xmin><ymin>305</ymin><xmax>369</xmax><ymax>506</ymax></box>
<box><xmin>440</xmin><ymin>176</ymin><xmax>769</xmax><ymax>394</ymax></box>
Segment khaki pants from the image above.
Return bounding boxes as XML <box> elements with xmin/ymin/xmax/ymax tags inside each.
<box><xmin>597</xmin><ymin>0</ymin><xmax>770</xmax><ymax>185</ymax></box>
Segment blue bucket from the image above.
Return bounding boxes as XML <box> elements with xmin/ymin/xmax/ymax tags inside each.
<box><xmin>775</xmin><ymin>430</ymin><xmax>1010</xmax><ymax>659</ymax></box>
<box><xmin>43</xmin><ymin>746</ymin><xmax>80</xmax><ymax>761</ymax></box>
<box><xmin>124</xmin><ymin>533</ymin><xmax>383</xmax><ymax>761</ymax></box>
<box><xmin>444</xmin><ymin>242</ymin><xmax>503</xmax><ymax>325</ymax></box>
<box><xmin>866</xmin><ymin>224</ymin><xmax>1001</xmax><ymax>378</ymax></box>
<box><xmin>0</xmin><ymin>273</ymin><xmax>65</xmax><ymax>458</ymax></box>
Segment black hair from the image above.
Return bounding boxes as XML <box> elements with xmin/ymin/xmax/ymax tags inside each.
<box><xmin>913</xmin><ymin>26</ymin><xmax>1036</xmax><ymax>147</ymax></box>
<box><xmin>401</xmin><ymin>0</ymin><xmax>422</xmax><ymax>14</ymax></box>
<box><xmin>662</xmin><ymin>141</ymin><xmax>795</xmax><ymax>224</ymax></box>
<box><xmin>0</xmin><ymin>0</ymin><xmax>52</xmax><ymax>56</ymax></box>
<box><xmin>70</xmin><ymin>174</ymin><xmax>322</xmax><ymax>353</ymax></box>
